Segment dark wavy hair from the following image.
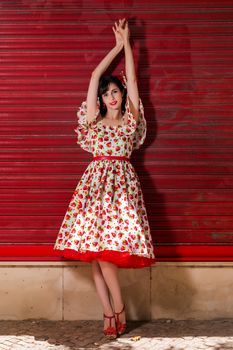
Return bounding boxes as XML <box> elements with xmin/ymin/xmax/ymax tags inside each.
<box><xmin>97</xmin><ymin>75</ymin><xmax>127</xmax><ymax>117</ymax></box>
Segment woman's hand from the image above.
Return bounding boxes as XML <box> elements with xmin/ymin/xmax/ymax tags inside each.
<box><xmin>112</xmin><ymin>18</ymin><xmax>130</xmax><ymax>47</ymax></box>
<box><xmin>112</xmin><ymin>19</ymin><xmax>124</xmax><ymax>47</ymax></box>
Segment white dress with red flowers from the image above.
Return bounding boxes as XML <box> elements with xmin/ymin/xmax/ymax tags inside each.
<box><xmin>53</xmin><ymin>95</ymin><xmax>155</xmax><ymax>268</ymax></box>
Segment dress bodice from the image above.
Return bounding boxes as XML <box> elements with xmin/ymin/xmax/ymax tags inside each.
<box><xmin>74</xmin><ymin>95</ymin><xmax>147</xmax><ymax>156</ymax></box>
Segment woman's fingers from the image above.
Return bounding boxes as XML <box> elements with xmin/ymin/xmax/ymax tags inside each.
<box><xmin>120</xmin><ymin>18</ymin><xmax>127</xmax><ymax>30</ymax></box>
<box><xmin>121</xmin><ymin>18</ymin><xmax>126</xmax><ymax>27</ymax></box>
<box><xmin>113</xmin><ymin>18</ymin><xmax>128</xmax><ymax>41</ymax></box>
<box><xmin>119</xmin><ymin>18</ymin><xmax>125</xmax><ymax>28</ymax></box>
<box><xmin>115</xmin><ymin>18</ymin><xmax>126</xmax><ymax>30</ymax></box>
<box><xmin>114</xmin><ymin>22</ymin><xmax>120</xmax><ymax>33</ymax></box>
<box><xmin>112</xmin><ymin>21</ymin><xmax>125</xmax><ymax>46</ymax></box>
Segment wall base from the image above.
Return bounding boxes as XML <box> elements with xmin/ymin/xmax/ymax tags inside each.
<box><xmin>0</xmin><ymin>262</ymin><xmax>232</xmax><ymax>320</ymax></box>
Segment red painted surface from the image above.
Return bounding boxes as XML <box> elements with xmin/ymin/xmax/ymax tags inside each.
<box><xmin>0</xmin><ymin>245</ymin><xmax>233</xmax><ymax>262</ymax></box>
<box><xmin>0</xmin><ymin>0</ymin><xmax>233</xmax><ymax>261</ymax></box>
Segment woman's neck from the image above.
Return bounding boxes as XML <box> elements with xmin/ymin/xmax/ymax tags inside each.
<box><xmin>104</xmin><ymin>108</ymin><xmax>122</xmax><ymax>120</ymax></box>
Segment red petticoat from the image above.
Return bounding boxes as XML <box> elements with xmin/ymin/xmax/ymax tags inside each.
<box><xmin>58</xmin><ymin>248</ymin><xmax>156</xmax><ymax>268</ymax></box>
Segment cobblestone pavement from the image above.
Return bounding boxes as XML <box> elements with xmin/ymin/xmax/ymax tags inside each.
<box><xmin>0</xmin><ymin>319</ymin><xmax>233</xmax><ymax>350</ymax></box>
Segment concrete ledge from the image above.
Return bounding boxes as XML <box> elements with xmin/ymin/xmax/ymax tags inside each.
<box><xmin>0</xmin><ymin>262</ymin><xmax>232</xmax><ymax>320</ymax></box>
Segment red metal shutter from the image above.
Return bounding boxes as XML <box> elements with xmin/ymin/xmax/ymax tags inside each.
<box><xmin>1</xmin><ymin>0</ymin><xmax>233</xmax><ymax>261</ymax></box>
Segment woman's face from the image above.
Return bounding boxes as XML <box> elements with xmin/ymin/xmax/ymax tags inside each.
<box><xmin>102</xmin><ymin>83</ymin><xmax>123</xmax><ymax>112</ymax></box>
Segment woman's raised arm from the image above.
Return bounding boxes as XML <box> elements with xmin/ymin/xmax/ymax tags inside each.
<box><xmin>86</xmin><ymin>25</ymin><xmax>124</xmax><ymax>124</ymax></box>
<box><xmin>117</xmin><ymin>19</ymin><xmax>140</xmax><ymax>121</ymax></box>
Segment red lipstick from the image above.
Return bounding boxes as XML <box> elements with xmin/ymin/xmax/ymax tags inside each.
<box><xmin>110</xmin><ymin>101</ymin><xmax>117</xmax><ymax>106</ymax></box>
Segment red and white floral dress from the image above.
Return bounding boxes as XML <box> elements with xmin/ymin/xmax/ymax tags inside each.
<box><xmin>53</xmin><ymin>95</ymin><xmax>156</xmax><ymax>268</ymax></box>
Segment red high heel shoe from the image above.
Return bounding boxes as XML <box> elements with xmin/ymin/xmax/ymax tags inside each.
<box><xmin>115</xmin><ymin>304</ymin><xmax>126</xmax><ymax>335</ymax></box>
<box><xmin>103</xmin><ymin>313</ymin><xmax>117</xmax><ymax>339</ymax></box>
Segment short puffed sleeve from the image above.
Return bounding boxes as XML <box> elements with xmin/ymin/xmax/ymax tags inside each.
<box><xmin>124</xmin><ymin>95</ymin><xmax>147</xmax><ymax>150</ymax></box>
<box><xmin>74</xmin><ymin>101</ymin><xmax>99</xmax><ymax>153</ymax></box>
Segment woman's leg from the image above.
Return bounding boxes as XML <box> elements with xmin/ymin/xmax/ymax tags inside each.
<box><xmin>91</xmin><ymin>260</ymin><xmax>116</xmax><ymax>330</ymax></box>
<box><xmin>97</xmin><ymin>260</ymin><xmax>126</xmax><ymax>325</ymax></box>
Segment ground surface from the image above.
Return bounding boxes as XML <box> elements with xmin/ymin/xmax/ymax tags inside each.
<box><xmin>0</xmin><ymin>319</ymin><xmax>233</xmax><ymax>349</ymax></box>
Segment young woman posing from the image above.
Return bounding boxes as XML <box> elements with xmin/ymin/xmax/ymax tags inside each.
<box><xmin>54</xmin><ymin>18</ymin><xmax>155</xmax><ymax>339</ymax></box>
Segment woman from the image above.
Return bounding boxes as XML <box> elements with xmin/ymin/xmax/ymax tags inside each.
<box><xmin>54</xmin><ymin>18</ymin><xmax>155</xmax><ymax>339</ymax></box>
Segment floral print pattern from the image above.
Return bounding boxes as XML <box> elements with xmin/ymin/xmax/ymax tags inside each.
<box><xmin>53</xmin><ymin>95</ymin><xmax>155</xmax><ymax>268</ymax></box>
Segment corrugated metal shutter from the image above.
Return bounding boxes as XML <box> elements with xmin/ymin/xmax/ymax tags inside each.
<box><xmin>1</xmin><ymin>0</ymin><xmax>233</xmax><ymax>261</ymax></box>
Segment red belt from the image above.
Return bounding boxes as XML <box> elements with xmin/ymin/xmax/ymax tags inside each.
<box><xmin>93</xmin><ymin>155</ymin><xmax>130</xmax><ymax>161</ymax></box>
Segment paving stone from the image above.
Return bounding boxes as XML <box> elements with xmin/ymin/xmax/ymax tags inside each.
<box><xmin>0</xmin><ymin>319</ymin><xmax>233</xmax><ymax>349</ymax></box>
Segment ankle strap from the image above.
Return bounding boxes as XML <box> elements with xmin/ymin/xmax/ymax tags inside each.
<box><xmin>114</xmin><ymin>304</ymin><xmax>125</xmax><ymax>316</ymax></box>
<box><xmin>103</xmin><ymin>314</ymin><xmax>115</xmax><ymax>319</ymax></box>
<box><xmin>103</xmin><ymin>313</ymin><xmax>115</xmax><ymax>327</ymax></box>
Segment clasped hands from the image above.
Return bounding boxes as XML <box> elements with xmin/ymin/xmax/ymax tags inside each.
<box><xmin>112</xmin><ymin>18</ymin><xmax>130</xmax><ymax>47</ymax></box>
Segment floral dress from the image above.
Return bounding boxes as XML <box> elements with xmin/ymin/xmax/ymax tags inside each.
<box><xmin>53</xmin><ymin>95</ymin><xmax>155</xmax><ymax>268</ymax></box>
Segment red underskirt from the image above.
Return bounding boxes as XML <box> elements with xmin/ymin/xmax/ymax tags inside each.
<box><xmin>59</xmin><ymin>248</ymin><xmax>156</xmax><ymax>268</ymax></box>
